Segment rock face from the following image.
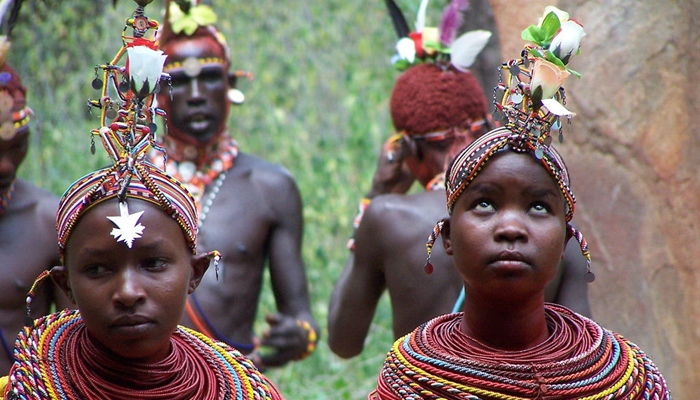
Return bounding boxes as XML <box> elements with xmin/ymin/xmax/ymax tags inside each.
<box><xmin>491</xmin><ymin>0</ymin><xmax>699</xmax><ymax>396</ymax></box>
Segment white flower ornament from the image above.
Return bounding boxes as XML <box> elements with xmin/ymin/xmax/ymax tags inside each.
<box><xmin>127</xmin><ymin>45</ymin><xmax>167</xmax><ymax>99</ymax></box>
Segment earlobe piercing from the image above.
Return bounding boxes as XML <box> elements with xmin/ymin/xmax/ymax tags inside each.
<box><xmin>227</xmin><ymin>88</ymin><xmax>244</xmax><ymax>104</ymax></box>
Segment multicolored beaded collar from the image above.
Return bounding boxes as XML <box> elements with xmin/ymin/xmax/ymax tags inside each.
<box><xmin>4</xmin><ymin>308</ymin><xmax>281</xmax><ymax>399</ymax></box>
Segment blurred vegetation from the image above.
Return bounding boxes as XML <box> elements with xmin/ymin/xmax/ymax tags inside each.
<box><xmin>11</xmin><ymin>0</ymin><xmax>447</xmax><ymax>398</ymax></box>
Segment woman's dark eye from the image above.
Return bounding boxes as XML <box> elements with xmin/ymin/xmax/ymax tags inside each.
<box><xmin>474</xmin><ymin>201</ymin><xmax>494</xmax><ymax>212</ymax></box>
<box><xmin>83</xmin><ymin>265</ymin><xmax>110</xmax><ymax>277</ymax></box>
<box><xmin>144</xmin><ymin>258</ymin><xmax>168</xmax><ymax>271</ymax></box>
<box><xmin>530</xmin><ymin>203</ymin><xmax>550</xmax><ymax>214</ymax></box>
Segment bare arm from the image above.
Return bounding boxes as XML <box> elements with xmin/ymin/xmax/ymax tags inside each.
<box><xmin>257</xmin><ymin>170</ymin><xmax>319</xmax><ymax>367</ymax></box>
<box><xmin>328</xmin><ymin>201</ymin><xmax>387</xmax><ymax>358</ymax></box>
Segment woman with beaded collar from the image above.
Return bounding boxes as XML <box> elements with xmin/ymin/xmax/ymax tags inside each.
<box><xmin>2</xmin><ymin>2</ymin><xmax>283</xmax><ymax>398</ymax></box>
<box><xmin>369</xmin><ymin>6</ymin><xmax>670</xmax><ymax>399</ymax></box>
<box><xmin>329</xmin><ymin>0</ymin><xmax>591</xmax><ymax>360</ymax></box>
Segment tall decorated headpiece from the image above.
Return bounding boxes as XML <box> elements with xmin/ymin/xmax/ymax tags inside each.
<box><xmin>386</xmin><ymin>0</ymin><xmax>493</xmax><ymax>141</ymax></box>
<box><xmin>426</xmin><ymin>6</ymin><xmax>594</xmax><ymax>282</ymax></box>
<box><xmin>56</xmin><ymin>0</ymin><xmax>199</xmax><ymax>259</ymax></box>
<box><xmin>0</xmin><ymin>0</ymin><xmax>33</xmax><ymax>142</ymax></box>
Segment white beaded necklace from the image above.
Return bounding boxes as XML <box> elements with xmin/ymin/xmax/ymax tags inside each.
<box><xmin>197</xmin><ymin>171</ymin><xmax>227</xmax><ymax>230</ymax></box>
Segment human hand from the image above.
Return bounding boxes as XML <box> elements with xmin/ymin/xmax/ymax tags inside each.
<box><xmin>256</xmin><ymin>314</ymin><xmax>317</xmax><ymax>368</ymax></box>
<box><xmin>367</xmin><ymin>134</ymin><xmax>415</xmax><ymax>197</ymax></box>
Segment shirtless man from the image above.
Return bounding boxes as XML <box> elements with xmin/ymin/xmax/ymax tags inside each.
<box><xmin>328</xmin><ymin>35</ymin><xmax>591</xmax><ymax>359</ymax></box>
<box><xmin>0</xmin><ymin>57</ymin><xmax>69</xmax><ymax>374</ymax></box>
<box><xmin>149</xmin><ymin>1</ymin><xmax>318</xmax><ymax>368</ymax></box>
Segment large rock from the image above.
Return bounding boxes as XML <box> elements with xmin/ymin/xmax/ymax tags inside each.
<box><xmin>491</xmin><ymin>0</ymin><xmax>699</xmax><ymax>396</ymax></box>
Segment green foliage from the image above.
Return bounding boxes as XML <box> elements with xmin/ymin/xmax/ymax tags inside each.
<box><xmin>11</xmin><ymin>0</ymin><xmax>444</xmax><ymax>398</ymax></box>
<box><xmin>521</xmin><ymin>11</ymin><xmax>560</xmax><ymax>47</ymax></box>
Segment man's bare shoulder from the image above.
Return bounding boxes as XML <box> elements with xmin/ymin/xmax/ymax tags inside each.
<box><xmin>10</xmin><ymin>179</ymin><xmax>59</xmax><ymax>220</ymax></box>
<box><xmin>361</xmin><ymin>190</ymin><xmax>447</xmax><ymax>240</ymax></box>
<box><xmin>229</xmin><ymin>152</ymin><xmax>297</xmax><ymax>187</ymax></box>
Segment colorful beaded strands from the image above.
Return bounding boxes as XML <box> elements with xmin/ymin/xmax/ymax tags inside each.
<box><xmin>5</xmin><ymin>308</ymin><xmax>280</xmax><ymax>400</ymax></box>
<box><xmin>56</xmin><ymin>0</ymin><xmax>199</xmax><ymax>257</ymax></box>
<box><xmin>370</xmin><ymin>304</ymin><xmax>670</xmax><ymax>399</ymax></box>
<box><xmin>424</xmin><ymin>6</ymin><xmax>593</xmax><ymax>281</ymax></box>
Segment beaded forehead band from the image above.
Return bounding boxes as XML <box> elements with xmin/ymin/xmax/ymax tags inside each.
<box><xmin>56</xmin><ymin>1</ymin><xmax>199</xmax><ymax>258</ymax></box>
<box><xmin>425</xmin><ymin>6</ymin><xmax>594</xmax><ymax>282</ymax></box>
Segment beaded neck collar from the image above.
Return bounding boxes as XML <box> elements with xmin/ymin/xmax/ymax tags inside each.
<box><xmin>0</xmin><ymin>180</ymin><xmax>15</xmax><ymax>217</ymax></box>
<box><xmin>149</xmin><ymin>133</ymin><xmax>238</xmax><ymax>209</ymax></box>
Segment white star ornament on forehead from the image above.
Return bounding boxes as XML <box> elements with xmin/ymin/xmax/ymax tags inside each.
<box><xmin>107</xmin><ymin>201</ymin><xmax>146</xmax><ymax>248</ymax></box>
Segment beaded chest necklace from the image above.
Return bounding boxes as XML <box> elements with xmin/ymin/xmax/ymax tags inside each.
<box><xmin>149</xmin><ymin>134</ymin><xmax>238</xmax><ymax>218</ymax></box>
<box><xmin>0</xmin><ymin>181</ymin><xmax>15</xmax><ymax>217</ymax></box>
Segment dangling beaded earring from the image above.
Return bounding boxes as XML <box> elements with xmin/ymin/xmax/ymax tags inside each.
<box><xmin>424</xmin><ymin>220</ymin><xmax>444</xmax><ymax>274</ymax></box>
<box><xmin>568</xmin><ymin>224</ymin><xmax>595</xmax><ymax>283</ymax></box>
<box><xmin>24</xmin><ymin>270</ymin><xmax>51</xmax><ymax>327</ymax></box>
<box><xmin>207</xmin><ymin>250</ymin><xmax>222</xmax><ymax>280</ymax></box>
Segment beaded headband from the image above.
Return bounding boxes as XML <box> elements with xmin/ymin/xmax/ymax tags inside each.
<box><xmin>425</xmin><ymin>6</ymin><xmax>593</xmax><ymax>282</ymax></box>
<box><xmin>56</xmin><ymin>1</ymin><xmax>199</xmax><ymax>258</ymax></box>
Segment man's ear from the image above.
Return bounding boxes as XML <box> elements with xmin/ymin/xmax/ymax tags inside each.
<box><xmin>188</xmin><ymin>253</ymin><xmax>211</xmax><ymax>294</ymax></box>
<box><xmin>227</xmin><ymin>72</ymin><xmax>238</xmax><ymax>89</ymax></box>
<box><xmin>440</xmin><ymin>218</ymin><xmax>453</xmax><ymax>255</ymax></box>
<box><xmin>49</xmin><ymin>266</ymin><xmax>76</xmax><ymax>304</ymax></box>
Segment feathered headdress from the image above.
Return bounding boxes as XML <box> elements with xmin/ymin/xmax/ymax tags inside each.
<box><xmin>386</xmin><ymin>0</ymin><xmax>492</xmax><ymax>72</ymax></box>
<box><xmin>385</xmin><ymin>0</ymin><xmax>493</xmax><ymax>139</ymax></box>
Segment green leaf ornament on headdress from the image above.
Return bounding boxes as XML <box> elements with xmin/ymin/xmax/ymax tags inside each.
<box><xmin>169</xmin><ymin>1</ymin><xmax>217</xmax><ymax>36</ymax></box>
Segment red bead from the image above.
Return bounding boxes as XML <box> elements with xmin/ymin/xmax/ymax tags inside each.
<box><xmin>424</xmin><ymin>262</ymin><xmax>434</xmax><ymax>274</ymax></box>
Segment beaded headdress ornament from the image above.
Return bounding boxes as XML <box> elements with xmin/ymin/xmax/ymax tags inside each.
<box><xmin>56</xmin><ymin>0</ymin><xmax>200</xmax><ymax>258</ymax></box>
<box><xmin>385</xmin><ymin>0</ymin><xmax>495</xmax><ymax>147</ymax></box>
<box><xmin>425</xmin><ymin>6</ymin><xmax>594</xmax><ymax>282</ymax></box>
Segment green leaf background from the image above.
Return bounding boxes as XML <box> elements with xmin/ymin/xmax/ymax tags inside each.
<box><xmin>10</xmin><ymin>0</ymin><xmax>446</xmax><ymax>398</ymax></box>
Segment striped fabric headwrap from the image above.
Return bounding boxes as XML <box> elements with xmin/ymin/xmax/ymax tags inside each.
<box><xmin>425</xmin><ymin>5</ymin><xmax>593</xmax><ymax>282</ymax></box>
<box><xmin>56</xmin><ymin>1</ymin><xmax>198</xmax><ymax>258</ymax></box>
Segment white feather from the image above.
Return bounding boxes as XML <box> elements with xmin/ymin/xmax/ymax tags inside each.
<box><xmin>450</xmin><ymin>30</ymin><xmax>492</xmax><ymax>71</ymax></box>
<box><xmin>0</xmin><ymin>0</ymin><xmax>13</xmax><ymax>24</ymax></box>
<box><xmin>542</xmin><ymin>98</ymin><xmax>575</xmax><ymax>116</ymax></box>
<box><xmin>415</xmin><ymin>0</ymin><xmax>430</xmax><ymax>33</ymax></box>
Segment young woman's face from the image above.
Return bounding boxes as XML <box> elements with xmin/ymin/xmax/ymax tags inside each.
<box><xmin>57</xmin><ymin>198</ymin><xmax>200</xmax><ymax>363</ymax></box>
<box><xmin>443</xmin><ymin>151</ymin><xmax>568</xmax><ymax>301</ymax></box>
<box><xmin>160</xmin><ymin>36</ymin><xmax>229</xmax><ymax>143</ymax></box>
